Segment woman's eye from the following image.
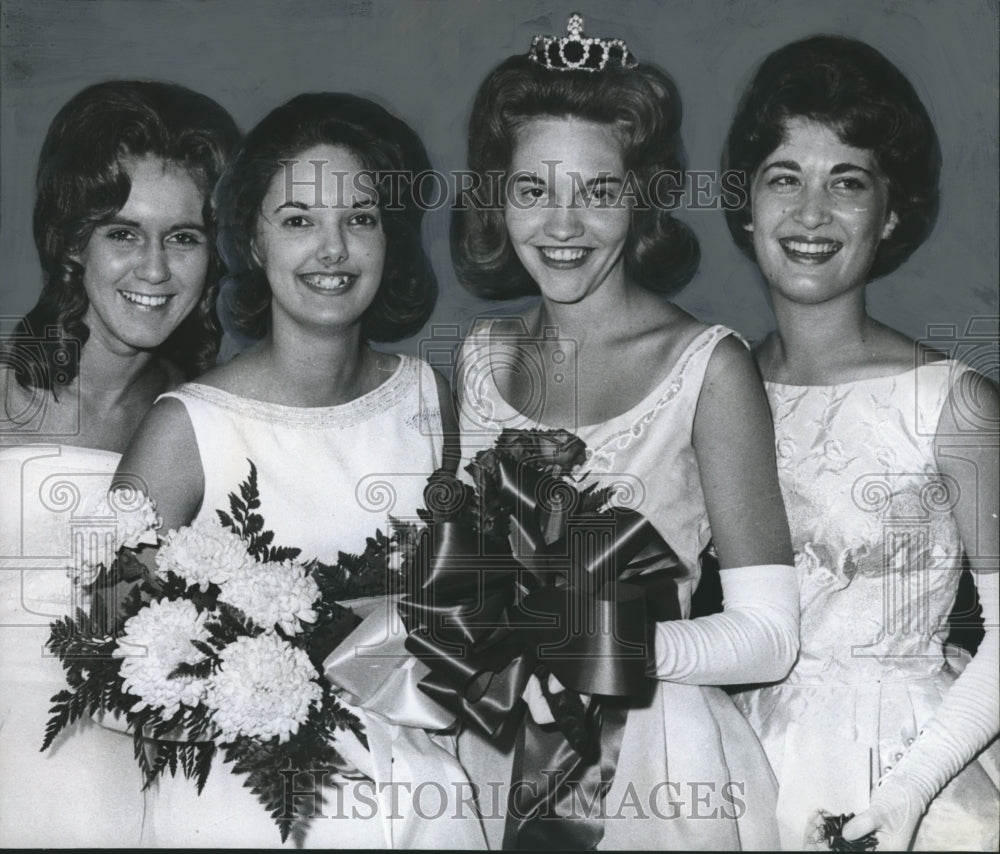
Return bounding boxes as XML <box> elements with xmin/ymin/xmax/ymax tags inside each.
<box><xmin>167</xmin><ymin>231</ymin><xmax>204</xmax><ymax>247</ymax></box>
<box><xmin>105</xmin><ymin>228</ymin><xmax>138</xmax><ymax>243</ymax></box>
<box><xmin>833</xmin><ymin>177</ymin><xmax>867</xmax><ymax>191</ymax></box>
<box><xmin>768</xmin><ymin>175</ymin><xmax>799</xmax><ymax>189</ymax></box>
<box><xmin>587</xmin><ymin>186</ymin><xmax>618</xmax><ymax>205</ymax></box>
<box><xmin>281</xmin><ymin>215</ymin><xmax>311</xmax><ymax>228</ymax></box>
<box><xmin>349</xmin><ymin>211</ymin><xmax>379</xmax><ymax>227</ymax></box>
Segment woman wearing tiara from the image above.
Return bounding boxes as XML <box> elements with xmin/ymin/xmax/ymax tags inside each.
<box><xmin>0</xmin><ymin>80</ymin><xmax>239</xmax><ymax>846</ymax></box>
<box><xmin>451</xmin><ymin>16</ymin><xmax>798</xmax><ymax>850</ymax></box>
<box><xmin>724</xmin><ymin>35</ymin><xmax>999</xmax><ymax>851</ymax></box>
<box><xmin>116</xmin><ymin>92</ymin><xmax>485</xmax><ymax>848</ymax></box>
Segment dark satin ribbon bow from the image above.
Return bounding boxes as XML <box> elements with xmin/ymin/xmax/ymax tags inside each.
<box><xmin>398</xmin><ymin>442</ymin><xmax>682</xmax><ymax>848</ymax></box>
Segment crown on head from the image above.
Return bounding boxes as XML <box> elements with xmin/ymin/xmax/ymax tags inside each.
<box><xmin>528</xmin><ymin>13</ymin><xmax>638</xmax><ymax>73</ymax></box>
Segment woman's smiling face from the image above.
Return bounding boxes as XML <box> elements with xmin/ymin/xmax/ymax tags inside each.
<box><xmin>76</xmin><ymin>155</ymin><xmax>210</xmax><ymax>355</ymax></box>
<box><xmin>253</xmin><ymin>143</ymin><xmax>386</xmax><ymax>334</ymax></box>
<box><xmin>503</xmin><ymin>117</ymin><xmax>632</xmax><ymax>304</ymax></box>
<box><xmin>748</xmin><ymin>117</ymin><xmax>898</xmax><ymax>306</ymax></box>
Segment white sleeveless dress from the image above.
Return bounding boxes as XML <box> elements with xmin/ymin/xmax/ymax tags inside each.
<box><xmin>139</xmin><ymin>355</ymin><xmax>486</xmax><ymax>848</ymax></box>
<box><xmin>454</xmin><ymin>320</ymin><xmax>780</xmax><ymax>850</ymax></box>
<box><xmin>0</xmin><ymin>444</ymin><xmax>146</xmax><ymax>846</ymax></box>
<box><xmin>735</xmin><ymin>364</ymin><xmax>999</xmax><ymax>850</ymax></box>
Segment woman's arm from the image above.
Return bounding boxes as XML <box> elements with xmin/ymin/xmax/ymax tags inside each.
<box><xmin>650</xmin><ymin>336</ymin><xmax>799</xmax><ymax>685</ymax></box>
<box><xmin>112</xmin><ymin>397</ymin><xmax>204</xmax><ymax>532</ymax></box>
<box><xmin>693</xmin><ymin>335</ymin><xmax>793</xmax><ymax>569</ymax></box>
<box><xmin>844</xmin><ymin>370</ymin><xmax>999</xmax><ymax>849</ymax></box>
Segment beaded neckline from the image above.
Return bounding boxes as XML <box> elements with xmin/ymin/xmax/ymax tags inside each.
<box><xmin>162</xmin><ymin>355</ymin><xmax>417</xmax><ymax>428</ymax></box>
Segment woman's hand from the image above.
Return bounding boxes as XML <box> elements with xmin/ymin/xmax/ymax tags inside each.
<box><xmin>332</xmin><ymin>726</ymin><xmax>375</xmax><ymax>780</ymax></box>
<box><xmin>842</xmin><ymin>780</ymin><xmax>921</xmax><ymax>851</ymax></box>
<box><xmin>522</xmin><ymin>672</ymin><xmax>590</xmax><ymax>725</ymax></box>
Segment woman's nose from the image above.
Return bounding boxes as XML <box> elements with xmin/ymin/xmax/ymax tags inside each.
<box><xmin>317</xmin><ymin>223</ymin><xmax>348</xmax><ymax>264</ymax></box>
<box><xmin>793</xmin><ymin>183</ymin><xmax>833</xmax><ymax>229</ymax></box>
<box><xmin>135</xmin><ymin>243</ymin><xmax>170</xmax><ymax>284</ymax></box>
<box><xmin>543</xmin><ymin>201</ymin><xmax>586</xmax><ymax>241</ymax></box>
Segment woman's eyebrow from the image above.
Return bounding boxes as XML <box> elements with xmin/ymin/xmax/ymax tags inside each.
<box><xmin>103</xmin><ymin>216</ymin><xmax>206</xmax><ymax>232</ymax></box>
<box><xmin>830</xmin><ymin>162</ymin><xmax>875</xmax><ymax>177</ymax></box>
<box><xmin>760</xmin><ymin>159</ymin><xmax>800</xmax><ymax>172</ymax></box>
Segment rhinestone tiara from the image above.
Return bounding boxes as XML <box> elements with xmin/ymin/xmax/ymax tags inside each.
<box><xmin>528</xmin><ymin>13</ymin><xmax>638</xmax><ymax>73</ymax></box>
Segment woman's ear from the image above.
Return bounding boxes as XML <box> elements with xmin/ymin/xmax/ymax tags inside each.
<box><xmin>882</xmin><ymin>210</ymin><xmax>899</xmax><ymax>240</ymax></box>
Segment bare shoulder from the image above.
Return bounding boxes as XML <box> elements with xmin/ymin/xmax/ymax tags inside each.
<box><xmin>122</xmin><ymin>394</ymin><xmax>197</xmax><ymax>457</ymax></box>
<box><xmin>634</xmin><ymin>300</ymin><xmax>712</xmax><ymax>369</ymax></box>
<box><xmin>700</xmin><ymin>332</ymin><xmax>764</xmax><ymax>410</ymax></box>
<box><xmin>939</xmin><ymin>367</ymin><xmax>999</xmax><ymax>438</ymax></box>
<box><xmin>115</xmin><ymin>393</ymin><xmax>204</xmax><ymax>529</ymax></box>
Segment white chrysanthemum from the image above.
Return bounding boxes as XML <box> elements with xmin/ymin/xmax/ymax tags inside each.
<box><xmin>219</xmin><ymin>560</ymin><xmax>319</xmax><ymax>635</ymax></box>
<box><xmin>156</xmin><ymin>517</ymin><xmax>254</xmax><ymax>591</ymax></box>
<box><xmin>114</xmin><ymin>598</ymin><xmax>211</xmax><ymax>717</ymax></box>
<box><xmin>204</xmin><ymin>634</ymin><xmax>322</xmax><ymax>744</ymax></box>
<box><xmin>109</xmin><ymin>488</ymin><xmax>162</xmax><ymax>549</ymax></box>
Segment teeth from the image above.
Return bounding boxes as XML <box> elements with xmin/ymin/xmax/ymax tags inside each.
<box><xmin>301</xmin><ymin>273</ymin><xmax>354</xmax><ymax>289</ymax></box>
<box><xmin>541</xmin><ymin>248</ymin><xmax>588</xmax><ymax>262</ymax></box>
<box><xmin>783</xmin><ymin>240</ymin><xmax>840</xmax><ymax>255</ymax></box>
<box><xmin>120</xmin><ymin>291</ymin><xmax>170</xmax><ymax>307</ymax></box>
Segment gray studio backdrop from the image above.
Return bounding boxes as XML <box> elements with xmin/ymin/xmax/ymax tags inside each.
<box><xmin>2</xmin><ymin>0</ymin><xmax>997</xmax><ymax>364</ymax></box>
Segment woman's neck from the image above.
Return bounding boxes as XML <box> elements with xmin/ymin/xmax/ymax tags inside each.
<box><xmin>257</xmin><ymin>320</ymin><xmax>375</xmax><ymax>406</ymax></box>
<box><xmin>75</xmin><ymin>340</ymin><xmax>163</xmax><ymax>409</ymax></box>
<box><xmin>766</xmin><ymin>290</ymin><xmax>884</xmax><ymax>383</ymax></box>
<box><xmin>533</xmin><ymin>273</ymin><xmax>642</xmax><ymax>347</ymax></box>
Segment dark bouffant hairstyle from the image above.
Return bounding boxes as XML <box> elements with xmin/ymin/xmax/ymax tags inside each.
<box><xmin>724</xmin><ymin>34</ymin><xmax>941</xmax><ymax>279</ymax></box>
<box><xmin>215</xmin><ymin>93</ymin><xmax>437</xmax><ymax>342</ymax></box>
<box><xmin>452</xmin><ymin>53</ymin><xmax>700</xmax><ymax>299</ymax></box>
<box><xmin>9</xmin><ymin>79</ymin><xmax>240</xmax><ymax>391</ymax></box>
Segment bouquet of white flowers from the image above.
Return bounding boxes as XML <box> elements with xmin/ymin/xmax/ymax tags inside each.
<box><xmin>43</xmin><ymin>460</ymin><xmax>413</xmax><ymax>844</ymax></box>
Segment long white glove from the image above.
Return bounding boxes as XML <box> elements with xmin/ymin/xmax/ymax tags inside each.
<box><xmin>652</xmin><ymin>563</ymin><xmax>800</xmax><ymax>684</ymax></box>
<box><xmin>843</xmin><ymin>568</ymin><xmax>999</xmax><ymax>850</ymax></box>
<box><xmin>524</xmin><ymin>564</ymin><xmax>799</xmax><ymax>723</ymax></box>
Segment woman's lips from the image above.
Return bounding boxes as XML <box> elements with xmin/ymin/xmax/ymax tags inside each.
<box><xmin>779</xmin><ymin>237</ymin><xmax>843</xmax><ymax>264</ymax></box>
<box><xmin>538</xmin><ymin>246</ymin><xmax>592</xmax><ymax>270</ymax></box>
<box><xmin>118</xmin><ymin>290</ymin><xmax>173</xmax><ymax>310</ymax></box>
<box><xmin>297</xmin><ymin>272</ymin><xmax>358</xmax><ymax>293</ymax></box>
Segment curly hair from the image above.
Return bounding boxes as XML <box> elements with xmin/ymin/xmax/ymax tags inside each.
<box><xmin>214</xmin><ymin>93</ymin><xmax>437</xmax><ymax>342</ymax></box>
<box><xmin>451</xmin><ymin>53</ymin><xmax>700</xmax><ymax>299</ymax></box>
<box><xmin>723</xmin><ymin>34</ymin><xmax>940</xmax><ymax>279</ymax></box>
<box><xmin>7</xmin><ymin>80</ymin><xmax>240</xmax><ymax>392</ymax></box>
